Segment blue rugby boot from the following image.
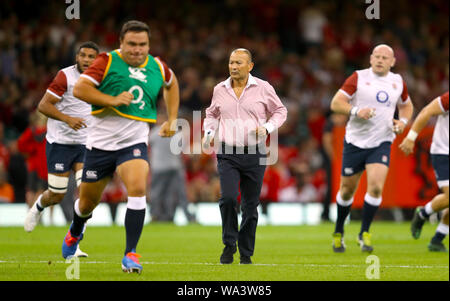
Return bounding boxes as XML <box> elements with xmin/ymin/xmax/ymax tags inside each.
<box><xmin>122</xmin><ymin>251</ymin><xmax>143</xmax><ymax>274</ymax></box>
<box><xmin>62</xmin><ymin>228</ymin><xmax>83</xmax><ymax>259</ymax></box>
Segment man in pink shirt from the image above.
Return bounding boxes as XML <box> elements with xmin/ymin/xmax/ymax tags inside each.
<box><xmin>203</xmin><ymin>48</ymin><xmax>287</xmax><ymax>264</ymax></box>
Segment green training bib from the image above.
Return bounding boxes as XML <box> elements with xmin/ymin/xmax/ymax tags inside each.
<box><xmin>92</xmin><ymin>50</ymin><xmax>166</xmax><ymax>123</ymax></box>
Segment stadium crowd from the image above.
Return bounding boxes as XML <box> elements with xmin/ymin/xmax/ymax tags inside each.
<box><xmin>0</xmin><ymin>0</ymin><xmax>448</xmax><ymax>221</ymax></box>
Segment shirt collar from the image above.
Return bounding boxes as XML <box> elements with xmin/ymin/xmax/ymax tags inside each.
<box><xmin>370</xmin><ymin>67</ymin><xmax>390</xmax><ymax>78</ymax></box>
<box><xmin>223</xmin><ymin>73</ymin><xmax>258</xmax><ymax>89</ymax></box>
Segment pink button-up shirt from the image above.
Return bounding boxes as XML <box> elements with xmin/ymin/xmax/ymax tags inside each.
<box><xmin>204</xmin><ymin>74</ymin><xmax>287</xmax><ymax>147</ymax></box>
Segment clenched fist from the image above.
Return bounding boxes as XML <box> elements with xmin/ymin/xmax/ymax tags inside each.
<box><xmin>158</xmin><ymin>120</ymin><xmax>176</xmax><ymax>137</ymax></box>
<box><xmin>112</xmin><ymin>91</ymin><xmax>134</xmax><ymax>107</ymax></box>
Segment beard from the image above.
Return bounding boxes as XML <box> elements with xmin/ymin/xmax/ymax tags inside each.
<box><xmin>76</xmin><ymin>62</ymin><xmax>83</xmax><ymax>73</ymax></box>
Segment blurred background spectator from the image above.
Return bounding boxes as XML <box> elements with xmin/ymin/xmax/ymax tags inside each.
<box><xmin>0</xmin><ymin>160</ymin><xmax>14</xmax><ymax>203</ymax></box>
<box><xmin>0</xmin><ymin>0</ymin><xmax>448</xmax><ymax>221</ymax></box>
<box><xmin>16</xmin><ymin>111</ymin><xmax>47</xmax><ymax>207</ymax></box>
<box><xmin>149</xmin><ymin>115</ymin><xmax>195</xmax><ymax>223</ymax></box>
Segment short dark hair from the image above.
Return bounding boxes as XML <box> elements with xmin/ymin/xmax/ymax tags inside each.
<box><xmin>120</xmin><ymin>20</ymin><xmax>151</xmax><ymax>41</ymax></box>
<box><xmin>77</xmin><ymin>41</ymin><xmax>99</xmax><ymax>54</ymax></box>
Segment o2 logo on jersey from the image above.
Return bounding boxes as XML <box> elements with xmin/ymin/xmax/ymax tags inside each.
<box><xmin>376</xmin><ymin>91</ymin><xmax>389</xmax><ymax>103</ymax></box>
<box><xmin>128</xmin><ymin>85</ymin><xmax>145</xmax><ymax>110</ymax></box>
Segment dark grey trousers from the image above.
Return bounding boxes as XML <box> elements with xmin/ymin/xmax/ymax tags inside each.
<box><xmin>150</xmin><ymin>169</ymin><xmax>192</xmax><ymax>222</ymax></box>
<box><xmin>217</xmin><ymin>149</ymin><xmax>266</xmax><ymax>257</ymax></box>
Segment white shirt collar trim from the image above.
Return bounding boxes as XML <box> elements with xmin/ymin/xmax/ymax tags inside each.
<box><xmin>223</xmin><ymin>73</ymin><xmax>258</xmax><ymax>89</ymax></box>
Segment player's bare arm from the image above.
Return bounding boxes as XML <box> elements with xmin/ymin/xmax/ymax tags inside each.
<box><xmin>393</xmin><ymin>99</ymin><xmax>414</xmax><ymax>135</ymax></box>
<box><xmin>38</xmin><ymin>92</ymin><xmax>87</xmax><ymax>131</ymax></box>
<box><xmin>399</xmin><ymin>97</ymin><xmax>440</xmax><ymax>155</ymax></box>
<box><xmin>73</xmin><ymin>77</ymin><xmax>134</xmax><ymax>107</ymax></box>
<box><xmin>330</xmin><ymin>91</ymin><xmax>375</xmax><ymax>120</ymax></box>
<box><xmin>159</xmin><ymin>73</ymin><xmax>180</xmax><ymax>137</ymax></box>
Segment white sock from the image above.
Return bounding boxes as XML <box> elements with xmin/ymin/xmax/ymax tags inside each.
<box><xmin>336</xmin><ymin>191</ymin><xmax>353</xmax><ymax>207</ymax></box>
<box><xmin>35</xmin><ymin>194</ymin><xmax>44</xmax><ymax>211</ymax></box>
<box><xmin>74</xmin><ymin>199</ymin><xmax>92</xmax><ymax>218</ymax></box>
<box><xmin>424</xmin><ymin>202</ymin><xmax>434</xmax><ymax>216</ymax></box>
<box><xmin>436</xmin><ymin>222</ymin><xmax>449</xmax><ymax>235</ymax></box>
<box><xmin>364</xmin><ymin>193</ymin><xmax>382</xmax><ymax>206</ymax></box>
<box><xmin>127</xmin><ymin>196</ymin><xmax>147</xmax><ymax>210</ymax></box>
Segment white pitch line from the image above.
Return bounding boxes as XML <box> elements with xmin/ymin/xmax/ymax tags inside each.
<box><xmin>0</xmin><ymin>260</ymin><xmax>447</xmax><ymax>269</ymax></box>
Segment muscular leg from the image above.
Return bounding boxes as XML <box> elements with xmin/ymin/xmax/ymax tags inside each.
<box><xmin>117</xmin><ymin>159</ymin><xmax>148</xmax><ymax>197</ymax></box>
<box><xmin>428</xmin><ymin>187</ymin><xmax>449</xmax><ymax>250</ymax></box>
<box><xmin>73</xmin><ymin>162</ymin><xmax>84</xmax><ymax>186</ymax></box>
<box><xmin>78</xmin><ymin>178</ymin><xmax>110</xmax><ymax>215</ymax></box>
<box><xmin>117</xmin><ymin>159</ymin><xmax>149</xmax><ymax>254</ymax></box>
<box><xmin>39</xmin><ymin>191</ymin><xmax>65</xmax><ymax>207</ymax></box>
<box><xmin>339</xmin><ymin>172</ymin><xmax>363</xmax><ymax>201</ymax></box>
<box><xmin>35</xmin><ymin>171</ymin><xmax>71</xmax><ymax>209</ymax></box>
<box><xmin>25</xmin><ymin>171</ymin><xmax>72</xmax><ymax>232</ymax></box>
<box><xmin>443</xmin><ymin>207</ymin><xmax>449</xmax><ymax>225</ymax></box>
<box><xmin>334</xmin><ymin>171</ymin><xmax>363</xmax><ymax>234</ymax></box>
<box><xmin>70</xmin><ymin>177</ymin><xmax>110</xmax><ymax>237</ymax></box>
<box><xmin>429</xmin><ymin>208</ymin><xmax>449</xmax><ymax>251</ymax></box>
<box><xmin>360</xmin><ymin>163</ymin><xmax>389</xmax><ymax>235</ymax></box>
<box><xmin>431</xmin><ymin>186</ymin><xmax>449</xmax><ymax>212</ymax></box>
<box><xmin>365</xmin><ymin>163</ymin><xmax>389</xmax><ymax>198</ymax></box>
<box><xmin>38</xmin><ymin>163</ymin><xmax>84</xmax><ymax>210</ymax></box>
<box><xmin>420</xmin><ymin>186</ymin><xmax>449</xmax><ymax>219</ymax></box>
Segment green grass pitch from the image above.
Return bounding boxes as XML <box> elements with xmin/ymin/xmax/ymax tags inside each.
<box><xmin>0</xmin><ymin>222</ymin><xmax>448</xmax><ymax>281</ymax></box>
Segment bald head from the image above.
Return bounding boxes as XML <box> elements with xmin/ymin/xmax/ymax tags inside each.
<box><xmin>372</xmin><ymin>44</ymin><xmax>394</xmax><ymax>56</ymax></box>
<box><xmin>230</xmin><ymin>48</ymin><xmax>253</xmax><ymax>63</ymax></box>
<box><xmin>370</xmin><ymin>44</ymin><xmax>396</xmax><ymax>76</ymax></box>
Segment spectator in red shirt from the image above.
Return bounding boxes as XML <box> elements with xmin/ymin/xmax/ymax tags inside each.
<box><xmin>17</xmin><ymin>111</ymin><xmax>48</xmax><ymax>207</ymax></box>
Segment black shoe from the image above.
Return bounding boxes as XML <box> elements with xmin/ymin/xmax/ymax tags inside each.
<box><xmin>428</xmin><ymin>241</ymin><xmax>448</xmax><ymax>252</ymax></box>
<box><xmin>240</xmin><ymin>256</ymin><xmax>252</xmax><ymax>264</ymax></box>
<box><xmin>220</xmin><ymin>245</ymin><xmax>236</xmax><ymax>264</ymax></box>
<box><xmin>411</xmin><ymin>207</ymin><xmax>426</xmax><ymax>239</ymax></box>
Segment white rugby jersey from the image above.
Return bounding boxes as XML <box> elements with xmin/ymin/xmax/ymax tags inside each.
<box><xmin>430</xmin><ymin>92</ymin><xmax>449</xmax><ymax>155</ymax></box>
<box><xmin>46</xmin><ymin>65</ymin><xmax>92</xmax><ymax>145</ymax></box>
<box><xmin>85</xmin><ymin>110</ymin><xmax>150</xmax><ymax>151</ymax></box>
<box><xmin>339</xmin><ymin>68</ymin><xmax>411</xmax><ymax>149</ymax></box>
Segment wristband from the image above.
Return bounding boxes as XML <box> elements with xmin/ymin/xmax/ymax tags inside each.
<box><xmin>406</xmin><ymin>130</ymin><xmax>418</xmax><ymax>142</ymax></box>
<box><xmin>399</xmin><ymin>117</ymin><xmax>408</xmax><ymax>125</ymax></box>
<box><xmin>205</xmin><ymin>129</ymin><xmax>215</xmax><ymax>137</ymax></box>
<box><xmin>262</xmin><ymin>122</ymin><xmax>275</xmax><ymax>134</ymax></box>
<box><xmin>350</xmin><ymin>106</ymin><xmax>359</xmax><ymax>117</ymax></box>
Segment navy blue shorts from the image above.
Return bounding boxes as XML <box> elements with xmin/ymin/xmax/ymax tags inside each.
<box><xmin>341</xmin><ymin>140</ymin><xmax>392</xmax><ymax>176</ymax></box>
<box><xmin>46</xmin><ymin>142</ymin><xmax>86</xmax><ymax>174</ymax></box>
<box><xmin>82</xmin><ymin>143</ymin><xmax>149</xmax><ymax>182</ymax></box>
<box><xmin>431</xmin><ymin>154</ymin><xmax>449</xmax><ymax>188</ymax></box>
